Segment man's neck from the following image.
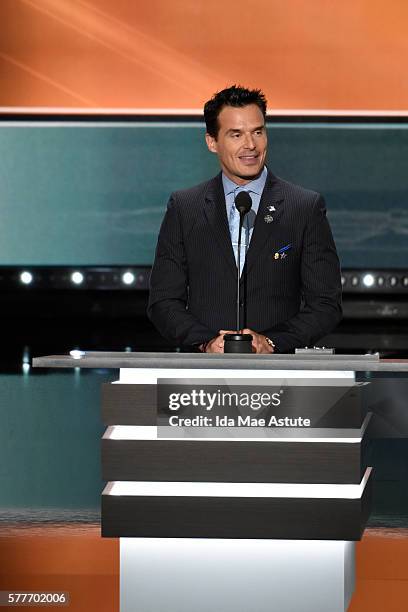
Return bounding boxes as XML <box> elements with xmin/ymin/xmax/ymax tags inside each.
<box><xmin>222</xmin><ymin>166</ymin><xmax>267</xmax><ymax>189</ymax></box>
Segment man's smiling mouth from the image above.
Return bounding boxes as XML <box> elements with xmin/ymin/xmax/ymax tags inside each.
<box><xmin>239</xmin><ymin>154</ymin><xmax>259</xmax><ymax>163</ymax></box>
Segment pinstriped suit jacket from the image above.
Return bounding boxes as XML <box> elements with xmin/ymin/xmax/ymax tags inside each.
<box><xmin>147</xmin><ymin>170</ymin><xmax>342</xmax><ymax>352</ymax></box>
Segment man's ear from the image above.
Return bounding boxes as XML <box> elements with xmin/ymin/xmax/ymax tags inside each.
<box><xmin>205</xmin><ymin>132</ymin><xmax>217</xmax><ymax>154</ymax></box>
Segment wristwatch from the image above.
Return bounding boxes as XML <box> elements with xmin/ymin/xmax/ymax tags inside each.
<box><xmin>264</xmin><ymin>336</ymin><xmax>276</xmax><ymax>351</ymax></box>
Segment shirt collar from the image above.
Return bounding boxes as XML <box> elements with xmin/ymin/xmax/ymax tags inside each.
<box><xmin>222</xmin><ymin>165</ymin><xmax>267</xmax><ymax>197</ymax></box>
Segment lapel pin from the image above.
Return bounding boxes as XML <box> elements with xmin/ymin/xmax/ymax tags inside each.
<box><xmin>274</xmin><ymin>252</ymin><xmax>279</xmax><ymax>259</ymax></box>
<box><xmin>267</xmin><ymin>205</ymin><xmax>276</xmax><ymax>212</ymax></box>
<box><xmin>264</xmin><ymin>214</ymin><xmax>274</xmax><ymax>223</ymax></box>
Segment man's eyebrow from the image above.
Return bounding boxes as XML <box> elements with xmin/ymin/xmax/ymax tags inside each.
<box><xmin>225</xmin><ymin>126</ymin><xmax>265</xmax><ymax>135</ymax></box>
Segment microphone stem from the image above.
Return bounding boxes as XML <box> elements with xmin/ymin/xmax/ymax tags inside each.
<box><xmin>236</xmin><ymin>213</ymin><xmax>244</xmax><ymax>332</ymax></box>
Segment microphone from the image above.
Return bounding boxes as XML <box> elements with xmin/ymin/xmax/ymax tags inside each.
<box><xmin>235</xmin><ymin>191</ymin><xmax>252</xmax><ymax>216</ymax></box>
<box><xmin>224</xmin><ymin>191</ymin><xmax>253</xmax><ymax>354</ymax></box>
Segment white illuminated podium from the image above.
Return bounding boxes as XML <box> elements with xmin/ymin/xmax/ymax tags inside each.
<box><xmin>33</xmin><ymin>352</ymin><xmax>408</xmax><ymax>612</ymax></box>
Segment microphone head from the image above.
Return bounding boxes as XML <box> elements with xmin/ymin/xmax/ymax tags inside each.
<box><xmin>235</xmin><ymin>191</ymin><xmax>252</xmax><ymax>216</ymax></box>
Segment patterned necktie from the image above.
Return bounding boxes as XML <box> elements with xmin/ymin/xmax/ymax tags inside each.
<box><xmin>229</xmin><ymin>190</ymin><xmax>250</xmax><ymax>275</ymax></box>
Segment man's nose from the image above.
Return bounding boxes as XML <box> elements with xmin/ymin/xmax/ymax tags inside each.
<box><xmin>243</xmin><ymin>133</ymin><xmax>256</xmax><ymax>149</ymax></box>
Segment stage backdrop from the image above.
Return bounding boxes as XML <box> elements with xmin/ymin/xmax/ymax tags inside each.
<box><xmin>0</xmin><ymin>0</ymin><xmax>407</xmax><ymax>111</ymax></box>
<box><xmin>0</xmin><ymin>118</ymin><xmax>407</xmax><ymax>269</ymax></box>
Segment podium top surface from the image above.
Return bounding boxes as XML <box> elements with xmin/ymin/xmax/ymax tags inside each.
<box><xmin>32</xmin><ymin>351</ymin><xmax>408</xmax><ymax>372</ymax></box>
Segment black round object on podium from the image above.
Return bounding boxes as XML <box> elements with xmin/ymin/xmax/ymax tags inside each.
<box><xmin>223</xmin><ymin>333</ymin><xmax>253</xmax><ymax>353</ymax></box>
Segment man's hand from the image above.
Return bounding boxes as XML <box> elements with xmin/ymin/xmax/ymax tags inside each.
<box><xmin>203</xmin><ymin>330</ymin><xmax>274</xmax><ymax>353</ymax></box>
<box><xmin>242</xmin><ymin>328</ymin><xmax>274</xmax><ymax>354</ymax></box>
<box><xmin>203</xmin><ymin>330</ymin><xmax>236</xmax><ymax>353</ymax></box>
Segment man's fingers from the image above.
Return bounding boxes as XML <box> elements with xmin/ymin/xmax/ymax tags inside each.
<box><xmin>206</xmin><ymin>341</ymin><xmax>223</xmax><ymax>353</ymax></box>
<box><xmin>208</xmin><ymin>329</ymin><xmax>271</xmax><ymax>354</ymax></box>
<box><xmin>240</xmin><ymin>328</ymin><xmax>272</xmax><ymax>354</ymax></box>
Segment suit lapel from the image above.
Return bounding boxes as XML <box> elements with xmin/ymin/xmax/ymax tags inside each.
<box><xmin>245</xmin><ymin>172</ymin><xmax>285</xmax><ymax>275</ymax></box>
<box><xmin>203</xmin><ymin>174</ymin><xmax>237</xmax><ymax>277</ymax></box>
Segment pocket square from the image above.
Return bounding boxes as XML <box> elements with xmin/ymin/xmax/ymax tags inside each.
<box><xmin>274</xmin><ymin>244</ymin><xmax>293</xmax><ymax>260</ymax></box>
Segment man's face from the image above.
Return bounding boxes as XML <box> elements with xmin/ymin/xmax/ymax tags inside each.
<box><xmin>205</xmin><ymin>104</ymin><xmax>267</xmax><ymax>185</ymax></box>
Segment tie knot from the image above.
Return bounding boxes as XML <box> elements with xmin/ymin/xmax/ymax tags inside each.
<box><xmin>235</xmin><ymin>187</ymin><xmax>250</xmax><ymax>196</ymax></box>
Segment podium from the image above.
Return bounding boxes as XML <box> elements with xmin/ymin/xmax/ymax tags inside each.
<box><xmin>33</xmin><ymin>352</ymin><xmax>408</xmax><ymax>612</ymax></box>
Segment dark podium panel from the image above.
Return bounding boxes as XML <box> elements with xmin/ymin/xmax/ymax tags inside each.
<box><xmin>101</xmin><ymin>381</ymin><xmax>367</xmax><ymax>427</ymax></box>
<box><xmin>102</xmin><ymin>436</ymin><xmax>368</xmax><ymax>484</ymax></box>
<box><xmin>102</xmin><ymin>470</ymin><xmax>372</xmax><ymax>540</ymax></box>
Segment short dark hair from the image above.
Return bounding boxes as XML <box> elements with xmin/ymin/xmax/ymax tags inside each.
<box><xmin>204</xmin><ymin>85</ymin><xmax>267</xmax><ymax>138</ymax></box>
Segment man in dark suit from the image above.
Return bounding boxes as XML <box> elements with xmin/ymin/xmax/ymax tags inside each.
<box><xmin>148</xmin><ymin>85</ymin><xmax>342</xmax><ymax>353</ymax></box>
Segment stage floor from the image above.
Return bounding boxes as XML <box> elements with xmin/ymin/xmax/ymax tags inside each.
<box><xmin>0</xmin><ymin>526</ymin><xmax>407</xmax><ymax>611</ymax></box>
